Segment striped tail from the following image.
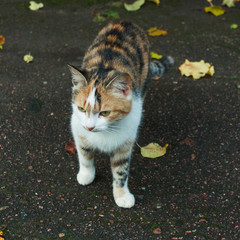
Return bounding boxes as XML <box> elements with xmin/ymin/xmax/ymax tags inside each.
<box><xmin>149</xmin><ymin>56</ymin><xmax>174</xmax><ymax>79</ymax></box>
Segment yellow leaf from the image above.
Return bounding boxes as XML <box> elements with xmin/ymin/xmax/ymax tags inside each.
<box><xmin>29</xmin><ymin>1</ymin><xmax>44</xmax><ymax>11</ymax></box>
<box><xmin>148</xmin><ymin>0</ymin><xmax>160</xmax><ymax>5</ymax></box>
<box><xmin>124</xmin><ymin>0</ymin><xmax>145</xmax><ymax>11</ymax></box>
<box><xmin>24</xmin><ymin>54</ymin><xmax>34</xmax><ymax>63</ymax></box>
<box><xmin>222</xmin><ymin>0</ymin><xmax>235</xmax><ymax>7</ymax></box>
<box><xmin>151</xmin><ymin>51</ymin><xmax>163</xmax><ymax>60</ymax></box>
<box><xmin>179</xmin><ymin>59</ymin><xmax>215</xmax><ymax>80</ymax></box>
<box><xmin>204</xmin><ymin>6</ymin><xmax>225</xmax><ymax>16</ymax></box>
<box><xmin>139</xmin><ymin>143</ymin><xmax>168</xmax><ymax>158</ymax></box>
<box><xmin>148</xmin><ymin>27</ymin><xmax>167</xmax><ymax>36</ymax></box>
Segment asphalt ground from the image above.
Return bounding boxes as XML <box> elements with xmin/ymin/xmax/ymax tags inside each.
<box><xmin>1</xmin><ymin>0</ymin><xmax>240</xmax><ymax>239</ymax></box>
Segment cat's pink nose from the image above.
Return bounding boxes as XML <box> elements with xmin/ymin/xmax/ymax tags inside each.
<box><xmin>87</xmin><ymin>126</ymin><xmax>95</xmax><ymax>131</ymax></box>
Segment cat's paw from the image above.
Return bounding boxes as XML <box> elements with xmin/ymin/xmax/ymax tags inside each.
<box><xmin>77</xmin><ymin>167</ymin><xmax>95</xmax><ymax>186</ymax></box>
<box><xmin>115</xmin><ymin>192</ymin><xmax>135</xmax><ymax>208</ymax></box>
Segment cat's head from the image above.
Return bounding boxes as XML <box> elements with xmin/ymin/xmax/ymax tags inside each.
<box><xmin>68</xmin><ymin>65</ymin><xmax>133</xmax><ymax>132</ymax></box>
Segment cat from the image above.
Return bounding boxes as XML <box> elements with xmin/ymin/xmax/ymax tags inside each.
<box><xmin>68</xmin><ymin>21</ymin><xmax>173</xmax><ymax>208</ymax></box>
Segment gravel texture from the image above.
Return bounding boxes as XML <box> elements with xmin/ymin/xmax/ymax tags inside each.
<box><xmin>1</xmin><ymin>0</ymin><xmax>239</xmax><ymax>239</ymax></box>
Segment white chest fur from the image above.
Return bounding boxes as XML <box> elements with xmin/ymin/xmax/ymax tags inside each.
<box><xmin>71</xmin><ymin>96</ymin><xmax>143</xmax><ymax>153</ymax></box>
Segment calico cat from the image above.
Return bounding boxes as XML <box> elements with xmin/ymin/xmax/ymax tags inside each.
<box><xmin>68</xmin><ymin>22</ymin><xmax>173</xmax><ymax>208</ymax></box>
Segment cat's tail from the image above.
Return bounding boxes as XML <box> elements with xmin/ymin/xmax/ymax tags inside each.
<box><xmin>149</xmin><ymin>56</ymin><xmax>174</xmax><ymax>79</ymax></box>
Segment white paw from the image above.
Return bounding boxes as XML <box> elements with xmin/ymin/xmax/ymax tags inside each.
<box><xmin>77</xmin><ymin>167</ymin><xmax>95</xmax><ymax>185</ymax></box>
<box><xmin>115</xmin><ymin>192</ymin><xmax>135</xmax><ymax>208</ymax></box>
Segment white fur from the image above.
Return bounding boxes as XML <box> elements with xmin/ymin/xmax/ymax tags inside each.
<box><xmin>71</xmin><ymin>96</ymin><xmax>143</xmax><ymax>153</ymax></box>
<box><xmin>77</xmin><ymin>166</ymin><xmax>95</xmax><ymax>185</ymax></box>
<box><xmin>87</xmin><ymin>87</ymin><xmax>96</xmax><ymax>109</ymax></box>
<box><xmin>71</xmin><ymin>94</ymin><xmax>142</xmax><ymax>208</ymax></box>
<box><xmin>113</xmin><ymin>179</ymin><xmax>135</xmax><ymax>208</ymax></box>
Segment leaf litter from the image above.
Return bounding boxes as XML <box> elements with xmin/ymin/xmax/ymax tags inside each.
<box><xmin>29</xmin><ymin>1</ymin><xmax>44</xmax><ymax>11</ymax></box>
<box><xmin>137</xmin><ymin>143</ymin><xmax>168</xmax><ymax>158</ymax></box>
<box><xmin>179</xmin><ymin>59</ymin><xmax>215</xmax><ymax>80</ymax></box>
<box><xmin>124</xmin><ymin>0</ymin><xmax>145</xmax><ymax>11</ymax></box>
<box><xmin>148</xmin><ymin>27</ymin><xmax>167</xmax><ymax>36</ymax></box>
<box><xmin>0</xmin><ymin>35</ymin><xmax>5</xmax><ymax>49</ymax></box>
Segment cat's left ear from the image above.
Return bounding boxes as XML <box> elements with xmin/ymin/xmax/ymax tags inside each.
<box><xmin>68</xmin><ymin>64</ymin><xmax>87</xmax><ymax>88</ymax></box>
<box><xmin>106</xmin><ymin>73</ymin><xmax>132</xmax><ymax>96</ymax></box>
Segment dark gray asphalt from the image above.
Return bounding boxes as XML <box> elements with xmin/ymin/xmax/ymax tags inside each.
<box><xmin>1</xmin><ymin>0</ymin><xmax>240</xmax><ymax>239</ymax></box>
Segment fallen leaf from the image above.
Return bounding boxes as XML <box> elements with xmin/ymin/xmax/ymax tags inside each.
<box><xmin>93</xmin><ymin>13</ymin><xmax>106</xmax><ymax>22</ymax></box>
<box><xmin>124</xmin><ymin>0</ymin><xmax>145</xmax><ymax>11</ymax></box>
<box><xmin>111</xmin><ymin>1</ymin><xmax>122</xmax><ymax>7</ymax></box>
<box><xmin>153</xmin><ymin>227</ymin><xmax>162</xmax><ymax>234</ymax></box>
<box><xmin>65</xmin><ymin>139</ymin><xmax>76</xmax><ymax>155</ymax></box>
<box><xmin>148</xmin><ymin>0</ymin><xmax>160</xmax><ymax>5</ymax></box>
<box><xmin>151</xmin><ymin>51</ymin><xmax>163</xmax><ymax>60</ymax></box>
<box><xmin>59</xmin><ymin>233</ymin><xmax>65</xmax><ymax>238</ymax></box>
<box><xmin>0</xmin><ymin>206</ymin><xmax>9</xmax><ymax>211</ymax></box>
<box><xmin>24</xmin><ymin>54</ymin><xmax>34</xmax><ymax>63</ymax></box>
<box><xmin>230</xmin><ymin>24</ymin><xmax>238</xmax><ymax>29</ymax></box>
<box><xmin>204</xmin><ymin>6</ymin><xmax>226</xmax><ymax>16</ymax></box>
<box><xmin>138</xmin><ymin>143</ymin><xmax>168</xmax><ymax>158</ymax></box>
<box><xmin>148</xmin><ymin>27</ymin><xmax>167</xmax><ymax>36</ymax></box>
<box><xmin>105</xmin><ymin>11</ymin><xmax>120</xmax><ymax>19</ymax></box>
<box><xmin>222</xmin><ymin>0</ymin><xmax>235</xmax><ymax>7</ymax></box>
<box><xmin>29</xmin><ymin>1</ymin><xmax>44</xmax><ymax>11</ymax></box>
<box><xmin>0</xmin><ymin>35</ymin><xmax>6</xmax><ymax>49</ymax></box>
<box><xmin>179</xmin><ymin>59</ymin><xmax>215</xmax><ymax>80</ymax></box>
<box><xmin>93</xmin><ymin>11</ymin><xmax>119</xmax><ymax>22</ymax></box>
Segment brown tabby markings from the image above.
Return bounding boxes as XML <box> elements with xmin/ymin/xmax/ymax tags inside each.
<box><xmin>82</xmin><ymin>22</ymin><xmax>149</xmax><ymax>91</ymax></box>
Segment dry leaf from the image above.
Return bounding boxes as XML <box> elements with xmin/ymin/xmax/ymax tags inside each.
<box><xmin>124</xmin><ymin>0</ymin><xmax>145</xmax><ymax>11</ymax></box>
<box><xmin>153</xmin><ymin>227</ymin><xmax>162</xmax><ymax>234</ymax></box>
<box><xmin>151</xmin><ymin>51</ymin><xmax>163</xmax><ymax>60</ymax></box>
<box><xmin>204</xmin><ymin>6</ymin><xmax>226</xmax><ymax>16</ymax></box>
<box><xmin>148</xmin><ymin>27</ymin><xmax>167</xmax><ymax>36</ymax></box>
<box><xmin>179</xmin><ymin>59</ymin><xmax>215</xmax><ymax>80</ymax></box>
<box><xmin>59</xmin><ymin>233</ymin><xmax>65</xmax><ymax>238</ymax></box>
<box><xmin>222</xmin><ymin>0</ymin><xmax>235</xmax><ymax>7</ymax></box>
<box><xmin>65</xmin><ymin>139</ymin><xmax>76</xmax><ymax>155</ymax></box>
<box><xmin>139</xmin><ymin>143</ymin><xmax>168</xmax><ymax>158</ymax></box>
<box><xmin>29</xmin><ymin>1</ymin><xmax>44</xmax><ymax>11</ymax></box>
<box><xmin>0</xmin><ymin>35</ymin><xmax>5</xmax><ymax>49</ymax></box>
<box><xmin>23</xmin><ymin>54</ymin><xmax>34</xmax><ymax>63</ymax></box>
<box><xmin>148</xmin><ymin>0</ymin><xmax>160</xmax><ymax>5</ymax></box>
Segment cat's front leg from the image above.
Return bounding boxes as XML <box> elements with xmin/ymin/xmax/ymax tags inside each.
<box><xmin>76</xmin><ymin>144</ymin><xmax>95</xmax><ymax>186</ymax></box>
<box><xmin>111</xmin><ymin>142</ymin><xmax>135</xmax><ymax>208</ymax></box>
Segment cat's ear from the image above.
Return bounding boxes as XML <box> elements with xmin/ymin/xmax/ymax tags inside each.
<box><xmin>68</xmin><ymin>64</ymin><xmax>87</xmax><ymax>88</ymax></box>
<box><xmin>106</xmin><ymin>73</ymin><xmax>132</xmax><ymax>96</ymax></box>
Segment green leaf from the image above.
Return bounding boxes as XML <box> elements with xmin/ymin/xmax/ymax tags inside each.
<box><xmin>93</xmin><ymin>13</ymin><xmax>106</xmax><ymax>22</ymax></box>
<box><xmin>230</xmin><ymin>24</ymin><xmax>238</xmax><ymax>29</ymax></box>
<box><xmin>111</xmin><ymin>1</ymin><xmax>122</xmax><ymax>7</ymax></box>
<box><xmin>93</xmin><ymin>11</ymin><xmax>119</xmax><ymax>22</ymax></box>
<box><xmin>106</xmin><ymin>10</ymin><xmax>120</xmax><ymax>19</ymax></box>
<box><xmin>124</xmin><ymin>0</ymin><xmax>145</xmax><ymax>11</ymax></box>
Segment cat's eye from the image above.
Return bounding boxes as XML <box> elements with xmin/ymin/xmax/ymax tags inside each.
<box><xmin>78</xmin><ymin>106</ymin><xmax>86</xmax><ymax>112</ymax></box>
<box><xmin>100</xmin><ymin>111</ymin><xmax>111</xmax><ymax>117</ymax></box>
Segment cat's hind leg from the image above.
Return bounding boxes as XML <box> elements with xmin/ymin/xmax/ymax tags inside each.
<box><xmin>110</xmin><ymin>142</ymin><xmax>135</xmax><ymax>208</ymax></box>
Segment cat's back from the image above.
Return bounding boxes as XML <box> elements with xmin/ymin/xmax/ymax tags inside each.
<box><xmin>82</xmin><ymin>22</ymin><xmax>150</xmax><ymax>90</ymax></box>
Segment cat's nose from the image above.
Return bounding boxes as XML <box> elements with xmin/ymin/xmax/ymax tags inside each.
<box><xmin>87</xmin><ymin>126</ymin><xmax>95</xmax><ymax>131</ymax></box>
